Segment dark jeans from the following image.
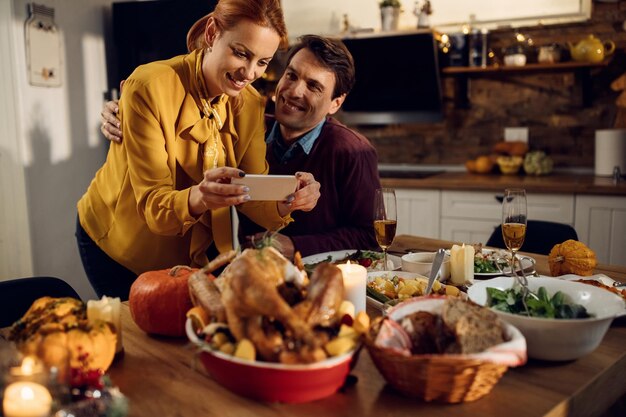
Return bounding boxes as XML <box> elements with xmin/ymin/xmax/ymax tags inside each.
<box><xmin>75</xmin><ymin>215</ymin><xmax>136</xmax><ymax>300</ymax></box>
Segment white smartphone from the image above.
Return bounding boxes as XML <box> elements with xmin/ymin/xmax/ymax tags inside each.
<box><xmin>232</xmin><ymin>174</ymin><xmax>298</xmax><ymax>201</ymax></box>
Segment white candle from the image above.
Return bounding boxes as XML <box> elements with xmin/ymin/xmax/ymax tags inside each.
<box><xmin>450</xmin><ymin>244</ymin><xmax>475</xmax><ymax>285</ymax></box>
<box><xmin>10</xmin><ymin>357</ymin><xmax>43</xmax><ymax>377</ymax></box>
<box><xmin>88</xmin><ymin>295</ymin><xmax>123</xmax><ymax>353</ymax></box>
<box><xmin>3</xmin><ymin>382</ymin><xmax>52</xmax><ymax>417</ymax></box>
<box><xmin>337</xmin><ymin>262</ymin><xmax>367</xmax><ymax>314</ymax></box>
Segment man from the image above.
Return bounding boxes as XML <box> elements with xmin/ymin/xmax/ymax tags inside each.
<box><xmin>101</xmin><ymin>35</ymin><xmax>381</xmax><ymax>258</ymax></box>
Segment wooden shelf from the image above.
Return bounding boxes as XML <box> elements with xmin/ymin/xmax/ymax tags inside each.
<box><xmin>441</xmin><ymin>60</ymin><xmax>610</xmax><ymax>76</ymax></box>
<box><xmin>441</xmin><ymin>59</ymin><xmax>611</xmax><ymax>108</ymax></box>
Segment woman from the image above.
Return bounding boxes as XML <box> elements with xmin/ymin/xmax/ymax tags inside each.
<box><xmin>76</xmin><ymin>0</ymin><xmax>320</xmax><ymax>299</ymax></box>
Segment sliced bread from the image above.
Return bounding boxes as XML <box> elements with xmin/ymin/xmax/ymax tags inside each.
<box><xmin>442</xmin><ymin>298</ymin><xmax>505</xmax><ymax>354</ymax></box>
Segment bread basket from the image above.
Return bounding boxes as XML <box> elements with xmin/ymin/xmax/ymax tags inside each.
<box><xmin>364</xmin><ymin>296</ymin><xmax>526</xmax><ymax>403</ymax></box>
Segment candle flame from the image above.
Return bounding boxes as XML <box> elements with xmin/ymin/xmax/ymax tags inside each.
<box><xmin>20</xmin><ymin>386</ymin><xmax>35</xmax><ymax>400</ymax></box>
<box><xmin>21</xmin><ymin>356</ymin><xmax>37</xmax><ymax>376</ymax></box>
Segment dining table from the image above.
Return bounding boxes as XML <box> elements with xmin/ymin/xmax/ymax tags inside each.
<box><xmin>2</xmin><ymin>235</ymin><xmax>623</xmax><ymax>417</ymax></box>
<box><xmin>95</xmin><ymin>235</ymin><xmax>626</xmax><ymax>417</ymax></box>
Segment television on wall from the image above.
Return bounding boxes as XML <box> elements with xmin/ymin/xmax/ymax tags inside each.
<box><xmin>338</xmin><ymin>31</ymin><xmax>443</xmax><ymax>125</ymax></box>
<box><xmin>110</xmin><ymin>0</ymin><xmax>216</xmax><ymax>89</ymax></box>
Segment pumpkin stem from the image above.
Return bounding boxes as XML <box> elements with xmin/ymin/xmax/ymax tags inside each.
<box><xmin>169</xmin><ymin>265</ymin><xmax>193</xmax><ymax>276</ymax></box>
<box><xmin>554</xmin><ymin>255</ymin><xmax>565</xmax><ymax>263</ymax></box>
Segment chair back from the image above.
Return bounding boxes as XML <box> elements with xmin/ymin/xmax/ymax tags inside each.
<box><xmin>486</xmin><ymin>220</ymin><xmax>579</xmax><ymax>256</ymax></box>
<box><xmin>0</xmin><ymin>277</ymin><xmax>81</xmax><ymax>328</ymax></box>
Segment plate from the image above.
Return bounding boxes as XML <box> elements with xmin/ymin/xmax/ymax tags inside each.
<box><xmin>366</xmin><ymin>271</ymin><xmax>428</xmax><ymax>311</ymax></box>
<box><xmin>560</xmin><ymin>274</ymin><xmax>626</xmax><ymax>301</ymax></box>
<box><xmin>472</xmin><ymin>248</ymin><xmax>536</xmax><ymax>278</ymax></box>
<box><xmin>301</xmin><ymin>250</ymin><xmax>401</xmax><ymax>272</ymax></box>
<box><xmin>365</xmin><ymin>271</ymin><xmax>466</xmax><ymax>311</ymax></box>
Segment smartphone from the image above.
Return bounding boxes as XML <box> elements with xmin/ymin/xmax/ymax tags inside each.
<box><xmin>232</xmin><ymin>174</ymin><xmax>298</xmax><ymax>201</ymax></box>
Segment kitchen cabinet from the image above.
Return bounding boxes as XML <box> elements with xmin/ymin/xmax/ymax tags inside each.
<box><xmin>439</xmin><ymin>190</ymin><xmax>575</xmax><ymax>243</ymax></box>
<box><xmin>395</xmin><ymin>189</ymin><xmax>440</xmax><ymax>239</ymax></box>
<box><xmin>575</xmin><ymin>195</ymin><xmax>626</xmax><ymax>266</ymax></box>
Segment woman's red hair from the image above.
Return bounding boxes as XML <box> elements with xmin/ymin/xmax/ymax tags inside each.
<box><xmin>186</xmin><ymin>0</ymin><xmax>288</xmax><ymax>52</ymax></box>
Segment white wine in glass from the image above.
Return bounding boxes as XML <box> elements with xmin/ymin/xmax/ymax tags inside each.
<box><xmin>502</xmin><ymin>188</ymin><xmax>527</xmax><ymax>272</ymax></box>
<box><xmin>374</xmin><ymin>188</ymin><xmax>397</xmax><ymax>270</ymax></box>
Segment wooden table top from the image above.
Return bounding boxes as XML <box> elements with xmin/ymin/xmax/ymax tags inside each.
<box><xmin>101</xmin><ymin>235</ymin><xmax>626</xmax><ymax>417</ymax></box>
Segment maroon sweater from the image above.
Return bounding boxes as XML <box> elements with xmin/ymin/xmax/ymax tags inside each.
<box><xmin>238</xmin><ymin>116</ymin><xmax>381</xmax><ymax>256</ymax></box>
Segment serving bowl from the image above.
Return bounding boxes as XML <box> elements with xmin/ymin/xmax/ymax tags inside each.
<box><xmin>401</xmin><ymin>252</ymin><xmax>451</xmax><ymax>281</ymax></box>
<box><xmin>185</xmin><ymin>319</ymin><xmax>355</xmax><ymax>403</ymax></box>
<box><xmin>468</xmin><ymin>276</ymin><xmax>626</xmax><ymax>361</ymax></box>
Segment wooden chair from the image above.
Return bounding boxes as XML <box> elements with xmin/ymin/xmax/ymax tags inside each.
<box><xmin>486</xmin><ymin>220</ymin><xmax>579</xmax><ymax>256</ymax></box>
<box><xmin>0</xmin><ymin>277</ymin><xmax>81</xmax><ymax>328</ymax></box>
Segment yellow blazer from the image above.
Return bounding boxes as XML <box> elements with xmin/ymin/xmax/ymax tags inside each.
<box><xmin>78</xmin><ymin>49</ymin><xmax>291</xmax><ymax>274</ymax></box>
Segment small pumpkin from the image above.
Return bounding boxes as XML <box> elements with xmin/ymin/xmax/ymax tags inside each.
<box><xmin>129</xmin><ymin>265</ymin><xmax>197</xmax><ymax>337</ymax></box>
<box><xmin>548</xmin><ymin>239</ymin><xmax>597</xmax><ymax>276</ymax></box>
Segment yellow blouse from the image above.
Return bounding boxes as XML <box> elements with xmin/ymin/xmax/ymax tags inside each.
<box><xmin>78</xmin><ymin>49</ymin><xmax>291</xmax><ymax>274</ymax></box>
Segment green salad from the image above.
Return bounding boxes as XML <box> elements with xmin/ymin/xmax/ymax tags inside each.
<box><xmin>486</xmin><ymin>286</ymin><xmax>592</xmax><ymax>319</ymax></box>
<box><xmin>304</xmin><ymin>250</ymin><xmax>384</xmax><ymax>274</ymax></box>
<box><xmin>473</xmin><ymin>248</ymin><xmax>509</xmax><ymax>274</ymax></box>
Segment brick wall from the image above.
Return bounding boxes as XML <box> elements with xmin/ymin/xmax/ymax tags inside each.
<box><xmin>355</xmin><ymin>2</ymin><xmax>626</xmax><ymax>168</ymax></box>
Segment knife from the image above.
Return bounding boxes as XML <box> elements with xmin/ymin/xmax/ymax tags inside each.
<box><xmin>425</xmin><ymin>248</ymin><xmax>446</xmax><ymax>296</ymax></box>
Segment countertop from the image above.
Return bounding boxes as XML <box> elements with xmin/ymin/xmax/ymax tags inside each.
<box><xmin>380</xmin><ymin>171</ymin><xmax>626</xmax><ymax>196</ymax></box>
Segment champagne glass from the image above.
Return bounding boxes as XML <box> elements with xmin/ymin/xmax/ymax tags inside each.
<box><xmin>501</xmin><ymin>188</ymin><xmax>527</xmax><ymax>267</ymax></box>
<box><xmin>373</xmin><ymin>188</ymin><xmax>397</xmax><ymax>271</ymax></box>
<box><xmin>502</xmin><ymin>188</ymin><xmax>531</xmax><ymax>310</ymax></box>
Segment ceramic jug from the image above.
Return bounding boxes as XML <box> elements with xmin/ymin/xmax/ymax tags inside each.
<box><xmin>568</xmin><ymin>35</ymin><xmax>615</xmax><ymax>63</ymax></box>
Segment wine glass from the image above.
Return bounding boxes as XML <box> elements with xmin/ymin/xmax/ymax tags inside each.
<box><xmin>373</xmin><ymin>188</ymin><xmax>397</xmax><ymax>271</ymax></box>
<box><xmin>501</xmin><ymin>188</ymin><xmax>527</xmax><ymax>267</ymax></box>
<box><xmin>502</xmin><ymin>188</ymin><xmax>531</xmax><ymax>309</ymax></box>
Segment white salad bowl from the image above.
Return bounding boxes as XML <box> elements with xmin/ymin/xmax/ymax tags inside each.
<box><xmin>468</xmin><ymin>276</ymin><xmax>625</xmax><ymax>361</ymax></box>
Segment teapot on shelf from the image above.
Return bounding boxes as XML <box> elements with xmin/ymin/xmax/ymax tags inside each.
<box><xmin>567</xmin><ymin>34</ymin><xmax>615</xmax><ymax>63</ymax></box>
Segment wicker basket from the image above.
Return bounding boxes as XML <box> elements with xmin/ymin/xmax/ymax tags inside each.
<box><xmin>365</xmin><ymin>318</ymin><xmax>509</xmax><ymax>403</ymax></box>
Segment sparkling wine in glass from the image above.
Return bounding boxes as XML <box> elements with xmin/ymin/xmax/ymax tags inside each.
<box><xmin>374</xmin><ymin>188</ymin><xmax>397</xmax><ymax>270</ymax></box>
<box><xmin>502</xmin><ymin>188</ymin><xmax>527</xmax><ymax>275</ymax></box>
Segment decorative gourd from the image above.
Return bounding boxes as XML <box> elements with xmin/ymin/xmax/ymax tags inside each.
<box><xmin>9</xmin><ymin>297</ymin><xmax>117</xmax><ymax>371</ymax></box>
<box><xmin>129</xmin><ymin>265</ymin><xmax>196</xmax><ymax>337</ymax></box>
<box><xmin>548</xmin><ymin>240</ymin><xmax>597</xmax><ymax>276</ymax></box>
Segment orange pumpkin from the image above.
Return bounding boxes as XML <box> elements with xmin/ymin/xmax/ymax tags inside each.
<box><xmin>548</xmin><ymin>240</ymin><xmax>597</xmax><ymax>276</ymax></box>
<box><xmin>129</xmin><ymin>265</ymin><xmax>196</xmax><ymax>337</ymax></box>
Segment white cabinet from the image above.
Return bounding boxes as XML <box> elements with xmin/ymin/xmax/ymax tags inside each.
<box><xmin>575</xmin><ymin>195</ymin><xmax>626</xmax><ymax>266</ymax></box>
<box><xmin>395</xmin><ymin>189</ymin><xmax>440</xmax><ymax>239</ymax></box>
<box><xmin>392</xmin><ymin>187</ymin><xmax>626</xmax><ymax>267</ymax></box>
<box><xmin>440</xmin><ymin>191</ymin><xmax>575</xmax><ymax>244</ymax></box>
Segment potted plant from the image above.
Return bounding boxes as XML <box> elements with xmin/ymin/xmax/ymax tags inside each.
<box><xmin>379</xmin><ymin>0</ymin><xmax>402</xmax><ymax>31</ymax></box>
<box><xmin>414</xmin><ymin>0</ymin><xmax>433</xmax><ymax>28</ymax></box>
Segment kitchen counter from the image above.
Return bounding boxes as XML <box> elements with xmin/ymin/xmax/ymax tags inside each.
<box><xmin>380</xmin><ymin>172</ymin><xmax>626</xmax><ymax>196</ymax></box>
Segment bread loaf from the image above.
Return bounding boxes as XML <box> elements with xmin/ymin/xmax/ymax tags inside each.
<box><xmin>442</xmin><ymin>298</ymin><xmax>505</xmax><ymax>354</ymax></box>
<box><xmin>397</xmin><ymin>298</ymin><xmax>505</xmax><ymax>355</ymax></box>
<box><xmin>400</xmin><ymin>311</ymin><xmax>439</xmax><ymax>354</ymax></box>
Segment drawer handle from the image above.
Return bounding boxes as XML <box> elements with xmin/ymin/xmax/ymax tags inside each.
<box><xmin>495</xmin><ymin>195</ymin><xmax>504</xmax><ymax>203</ymax></box>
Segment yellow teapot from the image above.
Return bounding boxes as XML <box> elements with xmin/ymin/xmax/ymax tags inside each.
<box><xmin>567</xmin><ymin>35</ymin><xmax>615</xmax><ymax>63</ymax></box>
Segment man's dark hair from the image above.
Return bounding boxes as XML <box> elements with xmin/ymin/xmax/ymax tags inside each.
<box><xmin>286</xmin><ymin>35</ymin><xmax>356</xmax><ymax>99</ymax></box>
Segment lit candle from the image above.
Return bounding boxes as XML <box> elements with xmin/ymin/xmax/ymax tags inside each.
<box><xmin>88</xmin><ymin>295</ymin><xmax>123</xmax><ymax>353</ymax></box>
<box><xmin>11</xmin><ymin>357</ymin><xmax>42</xmax><ymax>377</ymax></box>
<box><xmin>3</xmin><ymin>382</ymin><xmax>52</xmax><ymax>417</ymax></box>
<box><xmin>450</xmin><ymin>243</ymin><xmax>475</xmax><ymax>285</ymax></box>
<box><xmin>337</xmin><ymin>262</ymin><xmax>367</xmax><ymax>314</ymax></box>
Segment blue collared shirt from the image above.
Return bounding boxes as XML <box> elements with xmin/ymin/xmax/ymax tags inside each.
<box><xmin>266</xmin><ymin>119</ymin><xmax>326</xmax><ymax>163</ymax></box>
